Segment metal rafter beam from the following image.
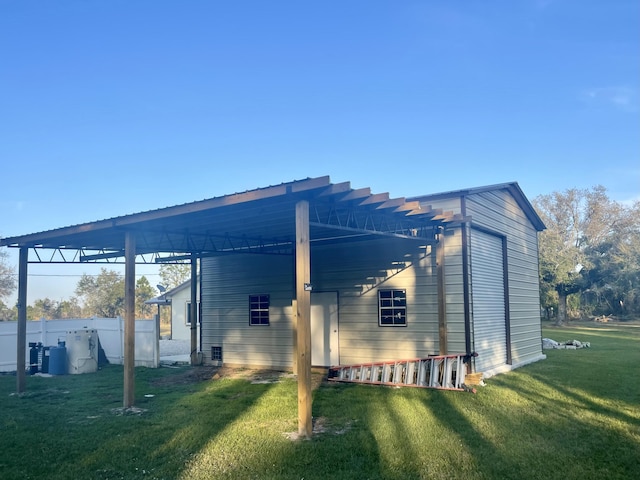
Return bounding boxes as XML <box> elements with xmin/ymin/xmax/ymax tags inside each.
<box><xmin>309</xmin><ymin>222</ymin><xmax>437</xmax><ymax>243</ymax></box>
<box><xmin>23</xmin><ymin>228</ymin><xmax>297</xmax><ymax>263</ymax></box>
<box><xmin>310</xmin><ymin>204</ymin><xmax>441</xmax><ymax>240</ymax></box>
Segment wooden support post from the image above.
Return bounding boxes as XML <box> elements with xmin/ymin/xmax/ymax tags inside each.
<box><xmin>16</xmin><ymin>247</ymin><xmax>28</xmax><ymax>394</ymax></box>
<box><xmin>123</xmin><ymin>232</ymin><xmax>136</xmax><ymax>408</ymax></box>
<box><xmin>295</xmin><ymin>200</ymin><xmax>312</xmax><ymax>438</ymax></box>
<box><xmin>291</xmin><ymin>299</ymin><xmax>297</xmax><ymax>375</ymax></box>
<box><xmin>436</xmin><ymin>229</ymin><xmax>448</xmax><ymax>355</ymax></box>
<box><xmin>190</xmin><ymin>256</ymin><xmax>198</xmax><ymax>365</ymax></box>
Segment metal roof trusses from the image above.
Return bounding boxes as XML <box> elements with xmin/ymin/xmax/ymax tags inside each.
<box><xmin>2</xmin><ymin>176</ymin><xmax>467</xmax><ymax>264</ymax></box>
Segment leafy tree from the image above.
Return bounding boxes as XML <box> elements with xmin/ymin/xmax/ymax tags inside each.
<box><xmin>74</xmin><ymin>269</ymin><xmax>159</xmax><ymax>319</ymax></box>
<box><xmin>159</xmin><ymin>263</ymin><xmax>191</xmax><ymax>290</ymax></box>
<box><xmin>135</xmin><ymin>276</ymin><xmax>156</xmax><ymax>318</ymax></box>
<box><xmin>30</xmin><ymin>297</ymin><xmax>59</xmax><ymax>320</ymax></box>
<box><xmin>583</xmin><ymin>201</ymin><xmax>640</xmax><ymax>317</ymax></box>
<box><xmin>28</xmin><ymin>297</ymin><xmax>84</xmax><ymax>320</ymax></box>
<box><xmin>0</xmin><ymin>248</ymin><xmax>16</xmax><ymax>302</ymax></box>
<box><xmin>534</xmin><ymin>186</ymin><xmax>639</xmax><ymax>324</ymax></box>
<box><xmin>0</xmin><ymin>300</ymin><xmax>16</xmax><ymax>321</ymax></box>
<box><xmin>75</xmin><ymin>268</ymin><xmax>125</xmax><ymax>318</ymax></box>
<box><xmin>57</xmin><ymin>297</ymin><xmax>84</xmax><ymax>319</ymax></box>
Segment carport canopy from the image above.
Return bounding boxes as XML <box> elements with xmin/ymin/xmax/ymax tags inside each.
<box><xmin>1</xmin><ymin>175</ymin><xmax>465</xmax><ymax>437</ymax></box>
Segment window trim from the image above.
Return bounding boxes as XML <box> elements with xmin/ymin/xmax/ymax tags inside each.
<box><xmin>378</xmin><ymin>289</ymin><xmax>407</xmax><ymax>327</ymax></box>
<box><xmin>185</xmin><ymin>301</ymin><xmax>201</xmax><ymax>326</ymax></box>
<box><xmin>249</xmin><ymin>294</ymin><xmax>270</xmax><ymax>326</ymax></box>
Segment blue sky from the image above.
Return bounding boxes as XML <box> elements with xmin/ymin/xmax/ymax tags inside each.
<box><xmin>1</xmin><ymin>0</ymin><xmax>638</xmax><ymax>304</ymax></box>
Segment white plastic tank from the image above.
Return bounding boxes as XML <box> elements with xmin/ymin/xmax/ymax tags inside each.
<box><xmin>66</xmin><ymin>329</ymin><xmax>99</xmax><ymax>374</ymax></box>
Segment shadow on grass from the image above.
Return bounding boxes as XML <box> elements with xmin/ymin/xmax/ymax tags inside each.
<box><xmin>484</xmin><ymin>372</ymin><xmax>640</xmax><ymax>477</ymax></box>
<box><xmin>0</xmin><ymin>365</ymin><xmax>277</xmax><ymax>480</ymax></box>
<box><xmin>421</xmin><ymin>392</ymin><xmax>524</xmax><ymax>479</ymax></box>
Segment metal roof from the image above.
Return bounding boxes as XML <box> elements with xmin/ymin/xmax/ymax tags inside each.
<box><xmin>1</xmin><ymin>176</ymin><xmax>465</xmax><ymax>263</ymax></box>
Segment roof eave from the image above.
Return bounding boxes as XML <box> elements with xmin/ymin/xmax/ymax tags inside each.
<box><xmin>409</xmin><ymin>181</ymin><xmax>546</xmax><ymax>232</ymax></box>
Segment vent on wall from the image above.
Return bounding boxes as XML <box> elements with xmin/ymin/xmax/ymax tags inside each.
<box><xmin>211</xmin><ymin>346</ymin><xmax>222</xmax><ymax>362</ymax></box>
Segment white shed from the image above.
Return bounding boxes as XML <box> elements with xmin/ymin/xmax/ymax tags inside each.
<box><xmin>146</xmin><ymin>278</ymin><xmax>200</xmax><ymax>342</ymax></box>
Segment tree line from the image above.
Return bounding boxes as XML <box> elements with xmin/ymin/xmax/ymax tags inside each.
<box><xmin>534</xmin><ymin>186</ymin><xmax>640</xmax><ymax>325</ymax></box>
<box><xmin>0</xmin><ymin>263</ymin><xmax>190</xmax><ymax>321</ymax></box>
<box><xmin>1</xmin><ymin>189</ymin><xmax>639</xmax><ymax>325</ymax></box>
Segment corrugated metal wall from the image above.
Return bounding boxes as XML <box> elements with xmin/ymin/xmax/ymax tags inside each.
<box><xmin>469</xmin><ymin>229</ymin><xmax>507</xmax><ymax>372</ymax></box>
<box><xmin>465</xmin><ymin>189</ymin><xmax>543</xmax><ymax>368</ymax></box>
<box><xmin>313</xmin><ymin>239</ymin><xmax>439</xmax><ymax>365</ymax></box>
<box><xmin>201</xmin><ymin>254</ymin><xmax>295</xmax><ymax>368</ymax></box>
<box><xmin>422</xmin><ymin>198</ymin><xmax>467</xmax><ymax>354</ymax></box>
<box><xmin>440</xmin><ymin>228</ymin><xmax>467</xmax><ymax>354</ymax></box>
<box><xmin>201</xmin><ymin>237</ymin><xmax>442</xmax><ymax>368</ymax></box>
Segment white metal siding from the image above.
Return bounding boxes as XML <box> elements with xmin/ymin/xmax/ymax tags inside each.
<box><xmin>470</xmin><ymin>229</ymin><xmax>507</xmax><ymax>372</ymax></box>
<box><xmin>168</xmin><ymin>285</ymin><xmax>199</xmax><ymax>342</ymax></box>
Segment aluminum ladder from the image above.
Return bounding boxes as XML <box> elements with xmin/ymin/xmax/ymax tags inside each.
<box><xmin>328</xmin><ymin>354</ymin><xmax>470</xmax><ymax>391</ymax></box>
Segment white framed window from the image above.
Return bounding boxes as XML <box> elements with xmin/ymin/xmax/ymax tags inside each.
<box><xmin>249</xmin><ymin>294</ymin><xmax>270</xmax><ymax>325</ymax></box>
<box><xmin>378</xmin><ymin>289</ymin><xmax>407</xmax><ymax>326</ymax></box>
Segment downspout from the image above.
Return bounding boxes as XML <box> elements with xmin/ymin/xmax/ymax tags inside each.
<box><xmin>199</xmin><ymin>268</ymin><xmax>203</xmax><ymax>355</ymax></box>
<box><xmin>502</xmin><ymin>236</ymin><xmax>513</xmax><ymax>365</ymax></box>
<box><xmin>436</xmin><ymin>227</ymin><xmax>447</xmax><ymax>355</ymax></box>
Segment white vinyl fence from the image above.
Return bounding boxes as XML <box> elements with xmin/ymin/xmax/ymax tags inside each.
<box><xmin>0</xmin><ymin>317</ymin><xmax>159</xmax><ymax>372</ymax></box>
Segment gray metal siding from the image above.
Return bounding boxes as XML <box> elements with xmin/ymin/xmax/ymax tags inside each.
<box><xmin>470</xmin><ymin>229</ymin><xmax>507</xmax><ymax>372</ymax></box>
<box><xmin>412</xmin><ymin>198</ymin><xmax>467</xmax><ymax>354</ymax></box>
<box><xmin>442</xmin><ymin>228</ymin><xmax>467</xmax><ymax>354</ymax></box>
<box><xmin>201</xmin><ymin>254</ymin><xmax>294</xmax><ymax>368</ymax></box>
<box><xmin>313</xmin><ymin>239</ymin><xmax>440</xmax><ymax>364</ymax></box>
<box><xmin>202</xmin><ymin>237</ymin><xmax>443</xmax><ymax>368</ymax></box>
<box><xmin>466</xmin><ymin>189</ymin><xmax>543</xmax><ymax>367</ymax></box>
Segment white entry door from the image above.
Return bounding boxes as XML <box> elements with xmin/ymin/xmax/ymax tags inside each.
<box><xmin>311</xmin><ymin>292</ymin><xmax>339</xmax><ymax>367</ymax></box>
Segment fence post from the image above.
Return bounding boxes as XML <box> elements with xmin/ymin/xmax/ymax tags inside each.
<box><xmin>118</xmin><ymin>316</ymin><xmax>124</xmax><ymax>363</ymax></box>
<box><xmin>154</xmin><ymin>314</ymin><xmax>160</xmax><ymax>367</ymax></box>
<box><xmin>40</xmin><ymin>317</ymin><xmax>46</xmax><ymax>345</ymax></box>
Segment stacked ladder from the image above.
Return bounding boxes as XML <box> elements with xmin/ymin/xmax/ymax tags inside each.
<box><xmin>328</xmin><ymin>354</ymin><xmax>469</xmax><ymax>391</ymax></box>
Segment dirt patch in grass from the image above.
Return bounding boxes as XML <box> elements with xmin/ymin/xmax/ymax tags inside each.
<box><xmin>151</xmin><ymin>365</ymin><xmax>221</xmax><ymax>386</ymax></box>
<box><xmin>283</xmin><ymin>416</ymin><xmax>353</xmax><ymax>441</ymax></box>
<box><xmin>151</xmin><ymin>365</ymin><xmax>328</xmax><ymax>388</ymax></box>
<box><xmin>215</xmin><ymin>366</ymin><xmax>327</xmax><ymax>390</ymax></box>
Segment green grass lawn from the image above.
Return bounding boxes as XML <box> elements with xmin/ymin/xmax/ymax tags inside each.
<box><xmin>1</xmin><ymin>321</ymin><xmax>639</xmax><ymax>480</ymax></box>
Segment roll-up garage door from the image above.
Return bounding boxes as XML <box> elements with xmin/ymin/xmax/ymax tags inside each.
<box><xmin>470</xmin><ymin>229</ymin><xmax>507</xmax><ymax>373</ymax></box>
